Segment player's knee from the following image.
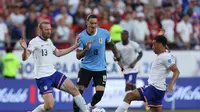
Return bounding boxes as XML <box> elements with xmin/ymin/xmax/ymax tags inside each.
<box><xmin>77</xmin><ymin>85</ymin><xmax>85</xmax><ymax>92</ymax></box>
<box><xmin>94</xmin><ymin>91</ymin><xmax>104</xmax><ymax>100</ymax></box>
<box><xmin>124</xmin><ymin>92</ymin><xmax>136</xmax><ymax>102</ymax></box>
<box><xmin>44</xmin><ymin>101</ymin><xmax>54</xmax><ymax>111</ymax></box>
<box><xmin>125</xmin><ymin>84</ymin><xmax>134</xmax><ymax>91</ymax></box>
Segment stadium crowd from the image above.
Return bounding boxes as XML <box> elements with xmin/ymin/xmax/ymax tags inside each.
<box><xmin>0</xmin><ymin>0</ymin><xmax>199</xmax><ymax>50</ymax></box>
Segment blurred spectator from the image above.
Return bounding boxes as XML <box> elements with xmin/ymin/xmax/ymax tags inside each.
<box><xmin>37</xmin><ymin>6</ymin><xmax>52</xmax><ymax>23</ymax></box>
<box><xmin>73</xmin><ymin>4</ymin><xmax>86</xmax><ymax>25</ymax></box>
<box><xmin>68</xmin><ymin>0</ymin><xmax>80</xmax><ymax>15</ymax></box>
<box><xmin>192</xmin><ymin>14</ymin><xmax>200</xmax><ymax>49</ymax></box>
<box><xmin>132</xmin><ymin>0</ymin><xmax>144</xmax><ymax>12</ymax></box>
<box><xmin>161</xmin><ymin>12</ymin><xmax>177</xmax><ymax>49</ymax></box>
<box><xmin>184</xmin><ymin>0</ymin><xmax>200</xmax><ymax>15</ymax></box>
<box><xmin>9</xmin><ymin>5</ymin><xmax>25</xmax><ymax>48</ymax></box>
<box><xmin>0</xmin><ymin>16</ymin><xmax>9</xmax><ymax>49</ymax></box>
<box><xmin>154</xmin><ymin>6</ymin><xmax>163</xmax><ymax>26</ymax></box>
<box><xmin>133</xmin><ymin>12</ymin><xmax>150</xmax><ymax>49</ymax></box>
<box><xmin>73</xmin><ymin>18</ymin><xmax>86</xmax><ymax>36</ymax></box>
<box><xmin>85</xmin><ymin>2</ymin><xmax>100</xmax><ymax>16</ymax></box>
<box><xmin>0</xmin><ymin>47</ymin><xmax>23</xmax><ymax>79</ymax></box>
<box><xmin>54</xmin><ymin>16</ymin><xmax>71</xmax><ymax>48</ymax></box>
<box><xmin>0</xmin><ymin>0</ymin><xmax>198</xmax><ymax>50</ymax></box>
<box><xmin>99</xmin><ymin>11</ymin><xmax>113</xmax><ymax>31</ymax></box>
<box><xmin>110</xmin><ymin>0</ymin><xmax>125</xmax><ymax>15</ymax></box>
<box><xmin>120</xmin><ymin>11</ymin><xmax>134</xmax><ymax>39</ymax></box>
<box><xmin>55</xmin><ymin>6</ymin><xmax>73</xmax><ymax>27</ymax></box>
<box><xmin>109</xmin><ymin>19</ymin><xmax>122</xmax><ymax>43</ymax></box>
<box><xmin>176</xmin><ymin>14</ymin><xmax>193</xmax><ymax>49</ymax></box>
<box><xmin>171</xmin><ymin>4</ymin><xmax>184</xmax><ymax>25</ymax></box>
<box><xmin>22</xmin><ymin>11</ymin><xmax>38</xmax><ymax>41</ymax></box>
<box><xmin>148</xmin><ymin>15</ymin><xmax>159</xmax><ymax>40</ymax></box>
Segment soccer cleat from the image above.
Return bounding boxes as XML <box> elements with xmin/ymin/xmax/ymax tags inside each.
<box><xmin>145</xmin><ymin>102</ymin><xmax>150</xmax><ymax>111</ymax></box>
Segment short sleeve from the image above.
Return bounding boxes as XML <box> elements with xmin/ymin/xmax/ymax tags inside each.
<box><xmin>105</xmin><ymin>29</ymin><xmax>111</xmax><ymax>43</ymax></box>
<box><xmin>49</xmin><ymin>39</ymin><xmax>56</xmax><ymax>51</ymax></box>
<box><xmin>176</xmin><ymin>23</ymin><xmax>182</xmax><ymax>33</ymax></box>
<box><xmin>189</xmin><ymin>24</ymin><xmax>193</xmax><ymax>34</ymax></box>
<box><xmin>163</xmin><ymin>54</ymin><xmax>176</xmax><ymax>68</ymax></box>
<box><xmin>145</xmin><ymin>23</ymin><xmax>150</xmax><ymax>36</ymax></box>
<box><xmin>77</xmin><ymin>34</ymin><xmax>84</xmax><ymax>50</ymax></box>
<box><xmin>131</xmin><ymin>41</ymin><xmax>142</xmax><ymax>53</ymax></box>
<box><xmin>27</xmin><ymin>40</ymin><xmax>36</xmax><ymax>53</ymax></box>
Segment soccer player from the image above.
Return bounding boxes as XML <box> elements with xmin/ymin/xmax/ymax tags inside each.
<box><xmin>115</xmin><ymin>29</ymin><xmax>180</xmax><ymax>112</ymax></box>
<box><xmin>73</xmin><ymin>14</ymin><xmax>124</xmax><ymax>112</ymax></box>
<box><xmin>19</xmin><ymin>20</ymin><xmax>89</xmax><ymax>112</ymax></box>
<box><xmin>115</xmin><ymin>30</ymin><xmax>143</xmax><ymax>92</ymax></box>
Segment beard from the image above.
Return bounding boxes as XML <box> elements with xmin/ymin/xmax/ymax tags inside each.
<box><xmin>42</xmin><ymin>33</ymin><xmax>51</xmax><ymax>40</ymax></box>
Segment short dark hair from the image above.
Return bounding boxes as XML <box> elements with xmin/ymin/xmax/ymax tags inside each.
<box><xmin>6</xmin><ymin>47</ymin><xmax>13</xmax><ymax>53</ymax></box>
<box><xmin>122</xmin><ymin>30</ymin><xmax>128</xmax><ymax>34</ymax></box>
<box><xmin>154</xmin><ymin>35</ymin><xmax>167</xmax><ymax>46</ymax></box>
<box><xmin>38</xmin><ymin>20</ymin><xmax>50</xmax><ymax>29</ymax></box>
<box><xmin>86</xmin><ymin>14</ymin><xmax>97</xmax><ymax>21</ymax></box>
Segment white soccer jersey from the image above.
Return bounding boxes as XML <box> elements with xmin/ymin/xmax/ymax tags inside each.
<box><xmin>116</xmin><ymin>41</ymin><xmax>142</xmax><ymax>74</ymax></box>
<box><xmin>148</xmin><ymin>52</ymin><xmax>176</xmax><ymax>91</ymax></box>
<box><xmin>27</xmin><ymin>36</ymin><xmax>56</xmax><ymax>79</ymax></box>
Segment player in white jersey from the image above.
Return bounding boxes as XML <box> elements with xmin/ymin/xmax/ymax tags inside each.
<box><xmin>19</xmin><ymin>21</ymin><xmax>89</xmax><ymax>112</ymax></box>
<box><xmin>115</xmin><ymin>30</ymin><xmax>142</xmax><ymax>91</ymax></box>
<box><xmin>115</xmin><ymin>29</ymin><xmax>180</xmax><ymax>112</ymax></box>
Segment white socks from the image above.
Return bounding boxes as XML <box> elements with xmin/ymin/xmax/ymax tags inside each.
<box><xmin>32</xmin><ymin>104</ymin><xmax>46</xmax><ymax>112</ymax></box>
<box><xmin>115</xmin><ymin>102</ymin><xmax>130</xmax><ymax>112</ymax></box>
<box><xmin>74</xmin><ymin>94</ymin><xmax>89</xmax><ymax>112</ymax></box>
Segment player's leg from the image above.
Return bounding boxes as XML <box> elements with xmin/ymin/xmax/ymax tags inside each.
<box><xmin>115</xmin><ymin>89</ymin><xmax>142</xmax><ymax>112</ymax></box>
<box><xmin>151</xmin><ymin>107</ymin><xmax>162</xmax><ymax>112</ymax></box>
<box><xmin>32</xmin><ymin>93</ymin><xmax>54</xmax><ymax>112</ymax></box>
<box><xmin>74</xmin><ymin>69</ymin><xmax>93</xmax><ymax>112</ymax></box>
<box><xmin>60</xmin><ymin>78</ymin><xmax>89</xmax><ymax>112</ymax></box>
<box><xmin>52</xmin><ymin>71</ymin><xmax>90</xmax><ymax>112</ymax></box>
<box><xmin>33</xmin><ymin>77</ymin><xmax>55</xmax><ymax>112</ymax></box>
<box><xmin>89</xmin><ymin>70</ymin><xmax>106</xmax><ymax>107</ymax></box>
<box><xmin>124</xmin><ymin>73</ymin><xmax>138</xmax><ymax>92</ymax></box>
<box><xmin>148</xmin><ymin>85</ymin><xmax>165</xmax><ymax>112</ymax></box>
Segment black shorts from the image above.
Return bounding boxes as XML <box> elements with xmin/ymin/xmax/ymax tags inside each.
<box><xmin>77</xmin><ymin>68</ymin><xmax>107</xmax><ymax>87</ymax></box>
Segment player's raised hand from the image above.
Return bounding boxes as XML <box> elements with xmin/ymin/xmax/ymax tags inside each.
<box><xmin>19</xmin><ymin>38</ymin><xmax>27</xmax><ymax>49</ymax></box>
<box><xmin>86</xmin><ymin>40</ymin><xmax>92</xmax><ymax>50</ymax></box>
<box><xmin>158</xmin><ymin>28</ymin><xmax>165</xmax><ymax>35</ymax></box>
<box><xmin>73</xmin><ymin>35</ymin><xmax>80</xmax><ymax>48</ymax></box>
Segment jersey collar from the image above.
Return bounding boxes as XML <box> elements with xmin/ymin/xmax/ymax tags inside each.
<box><xmin>38</xmin><ymin>36</ymin><xmax>47</xmax><ymax>41</ymax></box>
<box><xmin>86</xmin><ymin>28</ymin><xmax>98</xmax><ymax>36</ymax></box>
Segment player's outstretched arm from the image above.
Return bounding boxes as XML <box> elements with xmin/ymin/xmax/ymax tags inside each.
<box><xmin>168</xmin><ymin>65</ymin><xmax>180</xmax><ymax>92</ymax></box>
<box><xmin>76</xmin><ymin>40</ymin><xmax>92</xmax><ymax>60</ymax></box>
<box><xmin>54</xmin><ymin>36</ymin><xmax>80</xmax><ymax>57</ymax></box>
<box><xmin>19</xmin><ymin>38</ymin><xmax>31</xmax><ymax>61</ymax></box>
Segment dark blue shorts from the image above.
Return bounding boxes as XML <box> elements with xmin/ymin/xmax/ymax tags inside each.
<box><xmin>124</xmin><ymin>72</ymin><xmax>138</xmax><ymax>85</ymax></box>
<box><xmin>137</xmin><ymin>85</ymin><xmax>165</xmax><ymax>107</ymax></box>
<box><xmin>36</xmin><ymin>71</ymin><xmax>67</xmax><ymax>95</ymax></box>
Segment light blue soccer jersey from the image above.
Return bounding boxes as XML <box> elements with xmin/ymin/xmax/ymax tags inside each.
<box><xmin>78</xmin><ymin>28</ymin><xmax>111</xmax><ymax>71</ymax></box>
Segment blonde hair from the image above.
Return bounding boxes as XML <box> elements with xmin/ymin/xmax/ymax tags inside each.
<box><xmin>38</xmin><ymin>20</ymin><xmax>50</xmax><ymax>29</ymax></box>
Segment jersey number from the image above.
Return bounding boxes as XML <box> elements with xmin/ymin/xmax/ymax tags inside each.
<box><xmin>94</xmin><ymin>49</ymin><xmax>98</xmax><ymax>55</ymax></box>
<box><xmin>42</xmin><ymin>49</ymin><xmax>48</xmax><ymax>56</ymax></box>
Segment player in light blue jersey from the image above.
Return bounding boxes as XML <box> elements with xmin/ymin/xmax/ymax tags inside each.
<box><xmin>73</xmin><ymin>14</ymin><xmax>124</xmax><ymax>112</ymax></box>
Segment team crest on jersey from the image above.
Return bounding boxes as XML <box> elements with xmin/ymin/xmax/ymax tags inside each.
<box><xmin>98</xmin><ymin>38</ymin><xmax>102</xmax><ymax>44</ymax></box>
<box><xmin>44</xmin><ymin>85</ymin><xmax>48</xmax><ymax>90</ymax></box>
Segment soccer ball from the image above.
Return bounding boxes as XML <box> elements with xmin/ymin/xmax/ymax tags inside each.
<box><xmin>92</xmin><ymin>107</ymin><xmax>106</xmax><ymax>112</ymax></box>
